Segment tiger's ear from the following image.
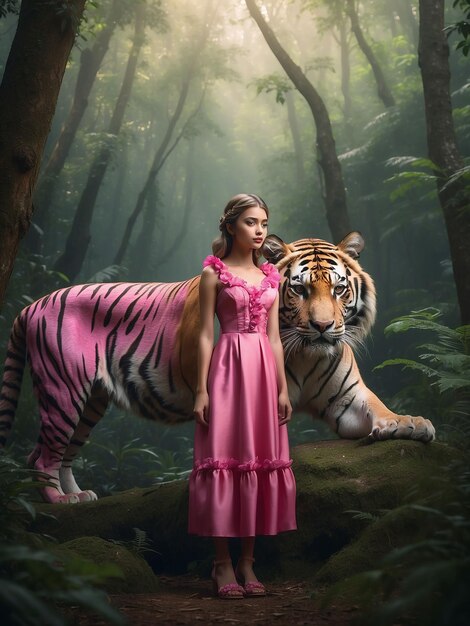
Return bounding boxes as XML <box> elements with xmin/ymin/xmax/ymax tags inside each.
<box><xmin>262</xmin><ymin>234</ymin><xmax>289</xmax><ymax>264</ymax></box>
<box><xmin>337</xmin><ymin>231</ymin><xmax>365</xmax><ymax>260</ymax></box>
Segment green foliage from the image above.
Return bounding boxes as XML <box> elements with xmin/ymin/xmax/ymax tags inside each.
<box><xmin>70</xmin><ymin>411</ymin><xmax>195</xmax><ymax>496</ymax></box>
<box><xmin>0</xmin><ymin>254</ymin><xmax>70</xmax><ymax>366</ymax></box>
<box><xmin>112</xmin><ymin>527</ymin><xmax>158</xmax><ymax>558</ymax></box>
<box><xmin>0</xmin><ymin>457</ymin><xmax>125</xmax><ymax>626</ymax></box>
<box><xmin>253</xmin><ymin>73</ymin><xmax>292</xmax><ymax>104</ymax></box>
<box><xmin>445</xmin><ymin>0</ymin><xmax>470</xmax><ymax>56</ymax></box>
<box><xmin>85</xmin><ymin>264</ymin><xmax>127</xmax><ymax>283</ymax></box>
<box><xmin>376</xmin><ymin>308</ymin><xmax>470</xmax><ymax>390</ymax></box>
<box><xmin>0</xmin><ymin>0</ymin><xmax>19</xmax><ymax>19</ymax></box>
<box><xmin>385</xmin><ymin>154</ymin><xmax>470</xmax><ymax>204</ymax></box>
<box><xmin>374</xmin><ymin>309</ymin><xmax>470</xmax><ymax>436</ymax></box>
<box><xmin>288</xmin><ymin>412</ymin><xmax>333</xmax><ymax>446</ymax></box>
<box><xmin>42</xmin><ymin>0</ymin><xmax>87</xmax><ymax>34</ymax></box>
<box><xmin>321</xmin><ymin>458</ymin><xmax>470</xmax><ymax>626</ymax></box>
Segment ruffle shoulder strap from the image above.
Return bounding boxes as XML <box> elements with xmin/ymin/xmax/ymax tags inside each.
<box><xmin>202</xmin><ymin>255</ymin><xmax>281</xmax><ymax>289</ymax></box>
<box><xmin>259</xmin><ymin>261</ymin><xmax>281</xmax><ymax>288</ymax></box>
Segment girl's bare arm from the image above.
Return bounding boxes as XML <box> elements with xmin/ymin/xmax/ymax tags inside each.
<box><xmin>193</xmin><ymin>267</ymin><xmax>218</xmax><ymax>426</ymax></box>
<box><xmin>267</xmin><ymin>293</ymin><xmax>292</xmax><ymax>425</ymax></box>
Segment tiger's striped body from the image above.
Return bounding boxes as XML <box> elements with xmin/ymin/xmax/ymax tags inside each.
<box><xmin>0</xmin><ymin>233</ymin><xmax>435</xmax><ymax>503</ymax></box>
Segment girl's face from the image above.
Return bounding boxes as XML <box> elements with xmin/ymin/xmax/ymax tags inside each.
<box><xmin>228</xmin><ymin>206</ymin><xmax>268</xmax><ymax>251</ymax></box>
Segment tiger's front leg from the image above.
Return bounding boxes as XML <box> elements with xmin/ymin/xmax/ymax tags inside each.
<box><xmin>322</xmin><ymin>386</ymin><xmax>436</xmax><ymax>443</ymax></box>
<box><xmin>365</xmin><ymin>390</ymin><xmax>435</xmax><ymax>442</ymax></box>
<box><xmin>295</xmin><ymin>347</ymin><xmax>435</xmax><ymax>443</ymax></box>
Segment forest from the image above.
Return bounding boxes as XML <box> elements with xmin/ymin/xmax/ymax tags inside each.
<box><xmin>0</xmin><ymin>0</ymin><xmax>469</xmax><ymax>624</ymax></box>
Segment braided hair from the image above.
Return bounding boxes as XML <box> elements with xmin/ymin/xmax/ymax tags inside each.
<box><xmin>212</xmin><ymin>193</ymin><xmax>269</xmax><ymax>263</ymax></box>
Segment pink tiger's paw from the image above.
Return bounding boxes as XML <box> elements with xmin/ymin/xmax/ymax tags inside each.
<box><xmin>43</xmin><ymin>490</ymin><xmax>98</xmax><ymax>504</ymax></box>
<box><xmin>369</xmin><ymin>415</ymin><xmax>435</xmax><ymax>443</ymax></box>
<box><xmin>50</xmin><ymin>493</ymin><xmax>81</xmax><ymax>504</ymax></box>
<box><xmin>76</xmin><ymin>490</ymin><xmax>98</xmax><ymax>502</ymax></box>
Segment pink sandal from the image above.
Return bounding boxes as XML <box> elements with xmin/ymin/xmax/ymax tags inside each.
<box><xmin>235</xmin><ymin>557</ymin><xmax>266</xmax><ymax>597</ymax></box>
<box><xmin>211</xmin><ymin>559</ymin><xmax>245</xmax><ymax>599</ymax></box>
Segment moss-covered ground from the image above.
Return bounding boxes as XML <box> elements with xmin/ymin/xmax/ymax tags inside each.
<box><xmin>30</xmin><ymin>438</ymin><xmax>458</xmax><ymax>587</ymax></box>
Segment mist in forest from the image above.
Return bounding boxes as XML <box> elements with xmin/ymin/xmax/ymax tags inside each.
<box><xmin>0</xmin><ymin>0</ymin><xmax>468</xmax><ymax>489</ymax></box>
<box><xmin>1</xmin><ymin>1</ymin><xmax>465</xmax><ymax>299</ymax></box>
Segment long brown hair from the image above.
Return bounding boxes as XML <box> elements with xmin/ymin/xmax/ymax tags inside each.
<box><xmin>212</xmin><ymin>193</ymin><xmax>269</xmax><ymax>264</ymax></box>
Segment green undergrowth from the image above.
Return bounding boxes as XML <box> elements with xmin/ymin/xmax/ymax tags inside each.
<box><xmin>0</xmin><ymin>456</ymin><xmax>126</xmax><ymax>626</ymax></box>
<box><xmin>318</xmin><ymin>455</ymin><xmax>470</xmax><ymax>625</ymax></box>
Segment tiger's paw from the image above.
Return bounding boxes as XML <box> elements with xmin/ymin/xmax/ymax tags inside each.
<box><xmin>41</xmin><ymin>486</ymin><xmax>97</xmax><ymax>504</ymax></box>
<box><xmin>369</xmin><ymin>414</ymin><xmax>435</xmax><ymax>443</ymax></box>
<box><xmin>50</xmin><ymin>490</ymin><xmax>98</xmax><ymax>503</ymax></box>
<box><xmin>76</xmin><ymin>490</ymin><xmax>98</xmax><ymax>502</ymax></box>
<box><xmin>44</xmin><ymin>492</ymin><xmax>81</xmax><ymax>504</ymax></box>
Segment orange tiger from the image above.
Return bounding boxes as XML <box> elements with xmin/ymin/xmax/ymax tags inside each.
<box><xmin>0</xmin><ymin>232</ymin><xmax>434</xmax><ymax>503</ymax></box>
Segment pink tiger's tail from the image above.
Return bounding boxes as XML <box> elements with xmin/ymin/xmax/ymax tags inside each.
<box><xmin>0</xmin><ymin>315</ymin><xmax>26</xmax><ymax>447</ymax></box>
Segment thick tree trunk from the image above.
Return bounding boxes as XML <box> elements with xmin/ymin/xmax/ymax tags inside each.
<box><xmin>346</xmin><ymin>0</ymin><xmax>395</xmax><ymax>108</ymax></box>
<box><xmin>31</xmin><ymin>0</ymin><xmax>124</xmax><ymax>248</ymax></box>
<box><xmin>0</xmin><ymin>0</ymin><xmax>86</xmax><ymax>309</ymax></box>
<box><xmin>54</xmin><ymin>4</ymin><xmax>145</xmax><ymax>280</ymax></box>
<box><xmin>245</xmin><ymin>0</ymin><xmax>350</xmax><ymax>241</ymax></box>
<box><xmin>418</xmin><ymin>0</ymin><xmax>470</xmax><ymax>324</ymax></box>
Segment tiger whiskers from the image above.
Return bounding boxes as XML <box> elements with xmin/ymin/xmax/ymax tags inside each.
<box><xmin>280</xmin><ymin>329</ymin><xmax>306</xmax><ymax>361</ymax></box>
<box><xmin>343</xmin><ymin>327</ymin><xmax>367</xmax><ymax>354</ymax></box>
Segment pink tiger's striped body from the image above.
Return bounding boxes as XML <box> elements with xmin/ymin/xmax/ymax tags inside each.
<box><xmin>0</xmin><ymin>233</ymin><xmax>435</xmax><ymax>504</ymax></box>
<box><xmin>1</xmin><ymin>278</ymin><xmax>200</xmax><ymax>502</ymax></box>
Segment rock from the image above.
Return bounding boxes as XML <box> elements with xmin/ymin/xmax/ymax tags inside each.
<box><xmin>314</xmin><ymin>504</ymin><xmax>431</xmax><ymax>583</ymax></box>
<box><xmin>30</xmin><ymin>439</ymin><xmax>458</xmax><ymax>580</ymax></box>
<box><xmin>53</xmin><ymin>536</ymin><xmax>159</xmax><ymax>593</ymax></box>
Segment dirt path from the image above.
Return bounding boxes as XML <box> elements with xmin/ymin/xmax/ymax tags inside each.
<box><xmin>73</xmin><ymin>575</ymin><xmax>357</xmax><ymax>625</ymax></box>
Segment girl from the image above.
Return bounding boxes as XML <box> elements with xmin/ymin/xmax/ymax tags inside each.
<box><xmin>188</xmin><ymin>193</ymin><xmax>297</xmax><ymax>599</ymax></box>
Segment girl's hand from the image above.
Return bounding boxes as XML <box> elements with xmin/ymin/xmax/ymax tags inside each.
<box><xmin>278</xmin><ymin>391</ymin><xmax>292</xmax><ymax>426</ymax></box>
<box><xmin>193</xmin><ymin>391</ymin><xmax>210</xmax><ymax>427</ymax></box>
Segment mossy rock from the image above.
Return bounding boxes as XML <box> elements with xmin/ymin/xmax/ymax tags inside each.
<box><xmin>271</xmin><ymin>438</ymin><xmax>455</xmax><ymax>573</ymax></box>
<box><xmin>30</xmin><ymin>439</ymin><xmax>457</xmax><ymax>578</ymax></box>
<box><xmin>54</xmin><ymin>536</ymin><xmax>158</xmax><ymax>593</ymax></box>
<box><xmin>32</xmin><ymin>481</ymin><xmax>205</xmax><ymax>572</ymax></box>
<box><xmin>314</xmin><ymin>504</ymin><xmax>432</xmax><ymax>583</ymax></box>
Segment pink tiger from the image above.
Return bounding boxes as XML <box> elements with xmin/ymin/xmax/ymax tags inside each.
<box><xmin>0</xmin><ymin>233</ymin><xmax>435</xmax><ymax>503</ymax></box>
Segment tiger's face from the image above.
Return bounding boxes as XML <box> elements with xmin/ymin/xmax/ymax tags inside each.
<box><xmin>263</xmin><ymin>232</ymin><xmax>376</xmax><ymax>358</ymax></box>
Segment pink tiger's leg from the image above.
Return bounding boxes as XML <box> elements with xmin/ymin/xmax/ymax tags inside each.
<box><xmin>29</xmin><ymin>420</ymin><xmax>80</xmax><ymax>503</ymax></box>
<box><xmin>60</xmin><ymin>386</ymin><xmax>109</xmax><ymax>502</ymax></box>
<box><xmin>28</xmin><ymin>387</ymin><xmax>86</xmax><ymax>503</ymax></box>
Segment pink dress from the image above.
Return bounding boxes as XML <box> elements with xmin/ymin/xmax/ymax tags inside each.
<box><xmin>188</xmin><ymin>255</ymin><xmax>297</xmax><ymax>537</ymax></box>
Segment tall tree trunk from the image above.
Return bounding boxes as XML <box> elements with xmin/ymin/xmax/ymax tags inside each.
<box><xmin>0</xmin><ymin>0</ymin><xmax>86</xmax><ymax>309</ymax></box>
<box><xmin>113</xmin><ymin>84</ymin><xmax>203</xmax><ymax>266</ymax></box>
<box><xmin>245</xmin><ymin>0</ymin><xmax>350</xmax><ymax>241</ymax></box>
<box><xmin>129</xmin><ymin>178</ymin><xmax>159</xmax><ymax>279</ymax></box>
<box><xmin>156</xmin><ymin>139</ymin><xmax>196</xmax><ymax>268</ymax></box>
<box><xmin>54</xmin><ymin>3</ymin><xmax>145</xmax><ymax>280</ymax></box>
<box><xmin>113</xmin><ymin>16</ymin><xmax>211</xmax><ymax>267</ymax></box>
<box><xmin>345</xmin><ymin>0</ymin><xmax>395</xmax><ymax>108</ymax></box>
<box><xmin>31</xmin><ymin>0</ymin><xmax>124</xmax><ymax>249</ymax></box>
<box><xmin>106</xmin><ymin>140</ymin><xmax>128</xmax><ymax>245</ymax></box>
<box><xmin>285</xmin><ymin>91</ymin><xmax>305</xmax><ymax>187</ymax></box>
<box><xmin>418</xmin><ymin>0</ymin><xmax>470</xmax><ymax>324</ymax></box>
